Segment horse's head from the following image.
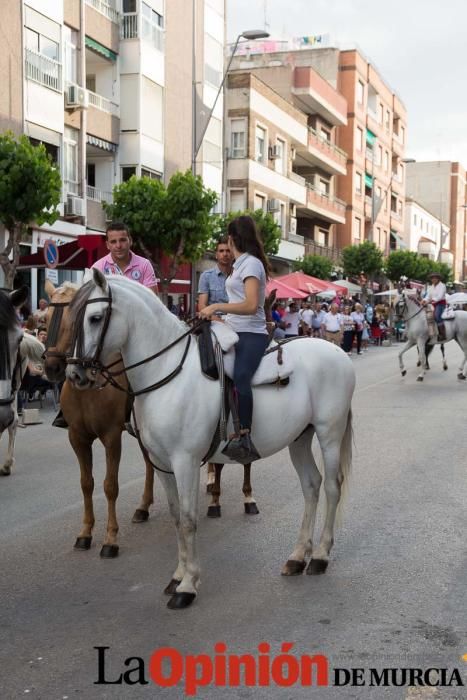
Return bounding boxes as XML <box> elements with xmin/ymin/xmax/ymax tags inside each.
<box><xmin>394</xmin><ymin>293</ymin><xmax>407</xmax><ymax>320</ymax></box>
<box><xmin>0</xmin><ymin>287</ymin><xmax>28</xmax><ymax>430</ymax></box>
<box><xmin>43</xmin><ymin>280</ymin><xmax>79</xmax><ymax>383</ymax></box>
<box><xmin>66</xmin><ymin>269</ymin><xmax>121</xmax><ymax>390</ymax></box>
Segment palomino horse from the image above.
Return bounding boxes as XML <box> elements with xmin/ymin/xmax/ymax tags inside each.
<box><xmin>0</xmin><ymin>287</ymin><xmax>45</xmax><ymax>476</ymax></box>
<box><xmin>43</xmin><ymin>280</ymin><xmax>155</xmax><ymax>557</ymax></box>
<box><xmin>395</xmin><ymin>290</ymin><xmax>467</xmax><ymax>382</ymax></box>
<box><xmin>67</xmin><ymin>272</ymin><xmax>355</xmax><ymax>610</ymax></box>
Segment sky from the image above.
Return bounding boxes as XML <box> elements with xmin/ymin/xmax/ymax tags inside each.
<box><xmin>228</xmin><ymin>0</ymin><xmax>467</xmax><ymax>168</ymax></box>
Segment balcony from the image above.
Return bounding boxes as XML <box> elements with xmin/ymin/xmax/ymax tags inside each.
<box><xmin>304</xmin><ymin>127</ymin><xmax>347</xmax><ymax>176</ymax></box>
<box><xmin>25</xmin><ymin>48</ymin><xmax>62</xmax><ymax>92</ymax></box>
<box><xmin>85</xmin><ymin>0</ymin><xmax>119</xmax><ymax>23</ymax></box>
<box><xmin>86</xmin><ymin>186</ymin><xmax>112</xmax><ymax>231</ymax></box>
<box><xmin>298</xmin><ymin>184</ymin><xmax>346</xmax><ymax>224</ymax></box>
<box><xmin>392</xmin><ymin>132</ymin><xmax>404</xmax><ymax>157</ymax></box>
<box><xmin>304</xmin><ymin>239</ymin><xmax>341</xmax><ymax>262</ymax></box>
<box><xmin>292</xmin><ymin>67</ymin><xmax>347</xmax><ymax>126</ymax></box>
<box><xmin>88</xmin><ymin>90</ymin><xmax>119</xmax><ymax>116</ymax></box>
<box><xmin>121</xmin><ymin>13</ymin><xmax>164</xmax><ymax>52</ymax></box>
<box><xmin>86</xmin><ymin>185</ymin><xmax>112</xmax><ymax>203</ymax></box>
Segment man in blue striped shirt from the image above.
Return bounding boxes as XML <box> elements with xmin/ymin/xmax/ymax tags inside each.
<box><xmin>197</xmin><ymin>238</ymin><xmax>232</xmax><ymax>311</ymax></box>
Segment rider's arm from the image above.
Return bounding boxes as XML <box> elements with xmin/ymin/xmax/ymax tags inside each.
<box><xmin>201</xmin><ymin>276</ymin><xmax>260</xmax><ymax>317</ymax></box>
<box><xmin>198</xmin><ymin>293</ymin><xmax>209</xmax><ymax>311</ymax></box>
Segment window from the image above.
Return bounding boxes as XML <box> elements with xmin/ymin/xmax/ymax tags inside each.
<box><xmin>254</xmin><ymin>193</ymin><xmax>266</xmax><ymax>211</ymax></box>
<box><xmin>385</xmin><ymin>110</ymin><xmax>391</xmax><ymax>131</ymax></box>
<box><xmin>86</xmin><ymin>75</ymin><xmax>96</xmax><ymax>93</ymax></box>
<box><xmin>141</xmin><ymin>77</ymin><xmax>163</xmax><ymax>142</ymax></box>
<box><xmin>355</xmin><ymin>172</ymin><xmax>362</xmax><ymax>194</ymax></box>
<box><xmin>378</xmin><ymin>103</ymin><xmax>384</xmax><ymax>124</ymax></box>
<box><xmin>29</xmin><ymin>138</ymin><xmax>59</xmax><ymax>166</ymax></box>
<box><xmin>413</xmin><ymin>214</ymin><xmax>417</xmax><ymax>226</ymax></box>
<box><xmin>63</xmin><ymin>127</ymin><xmax>79</xmax><ymax>194</ymax></box>
<box><xmin>123</xmin><ymin>0</ymin><xmax>136</xmax><ymax>11</ymax></box>
<box><xmin>204</xmin><ymin>35</ymin><xmax>223</xmax><ymax>87</ymax></box>
<box><xmin>320</xmin><ymin>126</ymin><xmax>331</xmax><ymax>142</ymax></box>
<box><xmin>400</xmin><ymin>126</ymin><xmax>405</xmax><ymax>143</ymax></box>
<box><xmin>354</xmin><ymin>217</ymin><xmax>362</xmax><ymax>240</ymax></box>
<box><xmin>357</xmin><ymin>80</ymin><xmax>364</xmax><ymax>105</ymax></box>
<box><xmin>121</xmin><ymin>166</ymin><xmax>136</xmax><ymax>182</ymax></box>
<box><xmin>275</xmin><ymin>138</ymin><xmax>286</xmax><ymax>175</ymax></box>
<box><xmin>376</xmin><ymin>227</ymin><xmax>381</xmax><ymax>245</ymax></box>
<box><xmin>87</xmin><ymin>163</ymin><xmax>96</xmax><ymax>188</ymax></box>
<box><xmin>230</xmin><ymin>119</ymin><xmax>246</xmax><ymax>158</ymax></box>
<box><xmin>229</xmin><ymin>189</ymin><xmax>246</xmax><ymax>211</ymax></box>
<box><xmin>318</xmin><ymin>178</ymin><xmax>330</xmax><ymax>196</ymax></box>
<box><xmin>141</xmin><ymin>168</ymin><xmax>162</xmax><ymax>180</ymax></box>
<box><xmin>255</xmin><ymin>125</ymin><xmax>266</xmax><ymax>163</ymax></box>
<box><xmin>280</xmin><ymin>202</ymin><xmax>286</xmax><ymax>231</ymax></box>
<box><xmin>63</xmin><ymin>26</ymin><xmax>77</xmax><ymax>84</ymax></box>
<box><xmin>384</xmin><ymin>151</ymin><xmax>389</xmax><ymax>172</ymax></box>
<box><xmin>356</xmin><ymin>127</ymin><xmax>363</xmax><ymax>151</ymax></box>
<box><xmin>142</xmin><ymin>2</ymin><xmax>163</xmax><ymax>26</ymax></box>
<box><xmin>141</xmin><ymin>2</ymin><xmax>164</xmax><ymax>50</ymax></box>
<box><xmin>204</xmin><ymin>117</ymin><xmax>222</xmax><ymax>167</ymax></box>
<box><xmin>377</xmin><ymin>145</ymin><xmax>383</xmax><ymax>166</ymax></box>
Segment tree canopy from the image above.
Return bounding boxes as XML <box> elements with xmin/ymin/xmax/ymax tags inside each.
<box><xmin>0</xmin><ymin>132</ymin><xmax>61</xmax><ymax>288</ymax></box>
<box><xmin>385</xmin><ymin>249</ymin><xmax>453</xmax><ymax>283</ymax></box>
<box><xmin>212</xmin><ymin>209</ymin><xmax>282</xmax><ymax>257</ymax></box>
<box><xmin>341</xmin><ymin>241</ymin><xmax>384</xmax><ymax>279</ymax></box>
<box><xmin>103</xmin><ymin>170</ymin><xmax>218</xmax><ymax>291</ymax></box>
<box><xmin>292</xmin><ymin>254</ymin><xmax>334</xmax><ymax>280</ymax></box>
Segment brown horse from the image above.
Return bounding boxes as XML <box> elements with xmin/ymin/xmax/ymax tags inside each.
<box><xmin>43</xmin><ymin>280</ymin><xmax>155</xmax><ymax>558</ymax></box>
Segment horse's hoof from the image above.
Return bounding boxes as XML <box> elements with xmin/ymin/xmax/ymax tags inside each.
<box><xmin>281</xmin><ymin>559</ymin><xmax>306</xmax><ymax>576</ymax></box>
<box><xmin>416</xmin><ymin>376</ymin><xmax>424</xmax><ymax>382</ymax></box>
<box><xmin>100</xmin><ymin>544</ymin><xmax>119</xmax><ymax>558</ymax></box>
<box><xmin>207</xmin><ymin>504</ymin><xmax>221</xmax><ymax>518</ymax></box>
<box><xmin>132</xmin><ymin>508</ymin><xmax>149</xmax><ymax>523</ymax></box>
<box><xmin>401</xmin><ymin>370</ymin><xmax>406</xmax><ymax>377</ymax></box>
<box><xmin>74</xmin><ymin>536</ymin><xmax>92</xmax><ymax>550</ymax></box>
<box><xmin>167</xmin><ymin>592</ymin><xmax>196</xmax><ymax>609</ymax></box>
<box><xmin>306</xmin><ymin>559</ymin><xmax>328</xmax><ymax>575</ymax></box>
<box><xmin>0</xmin><ymin>466</ymin><xmax>11</xmax><ymax>477</ymax></box>
<box><xmin>244</xmin><ymin>502</ymin><xmax>259</xmax><ymax>515</ymax></box>
<box><xmin>458</xmin><ymin>373</ymin><xmax>466</xmax><ymax>381</ymax></box>
<box><xmin>206</xmin><ymin>483</ymin><xmax>214</xmax><ymax>494</ymax></box>
<box><xmin>164</xmin><ymin>578</ymin><xmax>181</xmax><ymax>596</ymax></box>
<box><xmin>443</xmin><ymin>366</ymin><xmax>448</xmax><ymax>371</ymax></box>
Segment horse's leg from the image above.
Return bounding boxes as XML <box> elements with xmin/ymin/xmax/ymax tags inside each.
<box><xmin>206</xmin><ymin>462</ymin><xmax>215</xmax><ymax>493</ymax></box>
<box><xmin>132</xmin><ymin>457</ymin><xmax>155</xmax><ymax>523</ymax></box>
<box><xmin>425</xmin><ymin>340</ymin><xmax>434</xmax><ymax>369</ymax></box>
<box><xmin>282</xmin><ymin>426</ymin><xmax>320</xmax><ymax>576</ymax></box>
<box><xmin>242</xmin><ymin>463</ymin><xmax>259</xmax><ymax>515</ymax></box>
<box><xmin>68</xmin><ymin>429</ymin><xmax>95</xmax><ymax>550</ymax></box>
<box><xmin>308</xmin><ymin>411</ymin><xmax>352</xmax><ymax>574</ymax></box>
<box><xmin>440</xmin><ymin>343</ymin><xmax>448</xmax><ymax>371</ymax></box>
<box><xmin>416</xmin><ymin>337</ymin><xmax>427</xmax><ymax>381</ymax></box>
<box><xmin>156</xmin><ymin>469</ymin><xmax>186</xmax><ymax>596</ymax></box>
<box><xmin>207</xmin><ymin>463</ymin><xmax>223</xmax><ymax>518</ymax></box>
<box><xmin>0</xmin><ymin>421</ymin><xmax>17</xmax><ymax>477</ymax></box>
<box><xmin>167</xmin><ymin>456</ymin><xmax>201</xmax><ymax>609</ymax></box>
<box><xmin>399</xmin><ymin>339</ymin><xmax>414</xmax><ymax>376</ymax></box>
<box><xmin>455</xmin><ymin>337</ymin><xmax>467</xmax><ymax>380</ymax></box>
<box><xmin>100</xmin><ymin>431</ymin><xmax>122</xmax><ymax>558</ymax></box>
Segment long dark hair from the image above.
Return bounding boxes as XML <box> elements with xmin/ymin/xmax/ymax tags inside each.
<box><xmin>227</xmin><ymin>215</ymin><xmax>271</xmax><ymax>278</ymax></box>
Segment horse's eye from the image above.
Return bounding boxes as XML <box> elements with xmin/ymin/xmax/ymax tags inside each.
<box><xmin>89</xmin><ymin>315</ymin><xmax>102</xmax><ymax>325</ymax></box>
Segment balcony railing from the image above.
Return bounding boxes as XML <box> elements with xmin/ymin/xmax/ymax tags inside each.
<box><xmin>289</xmin><ymin>171</ymin><xmax>306</xmax><ymax>186</ymax></box>
<box><xmin>25</xmin><ymin>48</ymin><xmax>62</xmax><ymax>92</ymax></box>
<box><xmin>88</xmin><ymin>90</ymin><xmax>119</xmax><ymax>116</ymax></box>
<box><xmin>86</xmin><ymin>0</ymin><xmax>119</xmax><ymax>24</ymax></box>
<box><xmin>308</xmin><ymin>128</ymin><xmax>347</xmax><ymax>166</ymax></box>
<box><xmin>121</xmin><ymin>13</ymin><xmax>164</xmax><ymax>52</ymax></box>
<box><xmin>306</xmin><ymin>183</ymin><xmax>346</xmax><ymax>213</ymax></box>
<box><xmin>304</xmin><ymin>239</ymin><xmax>341</xmax><ymax>262</ymax></box>
<box><xmin>86</xmin><ymin>185</ymin><xmax>113</xmax><ymax>203</ymax></box>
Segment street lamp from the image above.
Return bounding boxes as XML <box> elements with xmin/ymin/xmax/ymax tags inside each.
<box><xmin>189</xmin><ymin>26</ymin><xmax>269</xmax><ymax>311</ymax></box>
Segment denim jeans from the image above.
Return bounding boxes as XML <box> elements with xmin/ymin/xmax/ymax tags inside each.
<box><xmin>233</xmin><ymin>332</ymin><xmax>269</xmax><ymax>431</ymax></box>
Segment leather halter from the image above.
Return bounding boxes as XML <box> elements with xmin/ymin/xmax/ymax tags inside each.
<box><xmin>44</xmin><ymin>300</ymin><xmax>70</xmax><ymax>361</ymax></box>
<box><xmin>395</xmin><ymin>296</ymin><xmax>424</xmax><ymax>322</ymax></box>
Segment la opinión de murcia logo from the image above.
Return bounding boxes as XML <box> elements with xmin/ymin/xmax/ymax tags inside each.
<box><xmin>94</xmin><ymin>645</ymin><xmax>465</xmax><ymax>695</ymax></box>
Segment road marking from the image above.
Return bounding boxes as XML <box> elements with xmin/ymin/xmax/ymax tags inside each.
<box><xmin>356</xmin><ymin>372</ymin><xmax>403</xmax><ymax>394</ymax></box>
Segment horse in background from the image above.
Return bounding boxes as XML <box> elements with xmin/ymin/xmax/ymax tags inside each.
<box><xmin>67</xmin><ymin>272</ymin><xmax>355</xmax><ymax>610</ymax></box>
<box><xmin>395</xmin><ymin>289</ymin><xmax>467</xmax><ymax>381</ymax></box>
<box><xmin>43</xmin><ymin>280</ymin><xmax>155</xmax><ymax>558</ymax></box>
<box><xmin>0</xmin><ymin>287</ymin><xmax>45</xmax><ymax>476</ymax></box>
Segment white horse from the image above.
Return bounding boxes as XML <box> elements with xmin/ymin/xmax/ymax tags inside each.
<box><xmin>0</xmin><ymin>288</ymin><xmax>45</xmax><ymax>476</ymax></box>
<box><xmin>395</xmin><ymin>290</ymin><xmax>467</xmax><ymax>382</ymax></box>
<box><xmin>67</xmin><ymin>271</ymin><xmax>355</xmax><ymax>610</ymax></box>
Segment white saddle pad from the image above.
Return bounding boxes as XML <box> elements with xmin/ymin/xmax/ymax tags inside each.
<box><xmin>441</xmin><ymin>307</ymin><xmax>456</xmax><ymax>320</ymax></box>
<box><xmin>210</xmin><ymin>320</ymin><xmax>238</xmax><ymax>351</ymax></box>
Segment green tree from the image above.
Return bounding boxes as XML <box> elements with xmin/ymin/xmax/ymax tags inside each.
<box><xmin>104</xmin><ymin>170</ymin><xmax>217</xmax><ymax>295</ymax></box>
<box><xmin>0</xmin><ymin>132</ymin><xmax>61</xmax><ymax>288</ymax></box>
<box><xmin>212</xmin><ymin>209</ymin><xmax>281</xmax><ymax>256</ymax></box>
<box><xmin>385</xmin><ymin>250</ymin><xmax>423</xmax><ymax>282</ymax></box>
<box><xmin>292</xmin><ymin>254</ymin><xmax>334</xmax><ymax>280</ymax></box>
<box><xmin>341</xmin><ymin>241</ymin><xmax>384</xmax><ymax>279</ymax></box>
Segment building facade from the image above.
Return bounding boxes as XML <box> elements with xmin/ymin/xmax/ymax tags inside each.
<box><xmin>403</xmin><ymin>198</ymin><xmax>451</xmax><ymax>265</ymax></box>
<box><xmin>406</xmin><ymin>161</ymin><xmax>467</xmax><ymax>282</ymax></box>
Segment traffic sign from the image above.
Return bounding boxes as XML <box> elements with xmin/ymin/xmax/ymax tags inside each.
<box><xmin>43</xmin><ymin>239</ymin><xmax>59</xmax><ymax>269</ymax></box>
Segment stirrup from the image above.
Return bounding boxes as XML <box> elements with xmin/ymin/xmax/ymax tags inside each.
<box><xmin>221</xmin><ymin>432</ymin><xmax>261</xmax><ymax>464</ymax></box>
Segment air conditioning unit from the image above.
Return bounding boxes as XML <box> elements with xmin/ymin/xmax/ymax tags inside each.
<box><xmin>269</xmin><ymin>144</ymin><xmax>281</xmax><ymax>160</ymax></box>
<box><xmin>290</xmin><ymin>146</ymin><xmax>297</xmax><ymax>161</ymax></box>
<box><xmin>267</xmin><ymin>198</ymin><xmax>280</xmax><ymax>213</ymax></box>
<box><xmin>290</xmin><ymin>217</ymin><xmax>297</xmax><ymax>235</ymax></box>
<box><xmin>65</xmin><ymin>84</ymin><xmax>89</xmax><ymax>110</ymax></box>
<box><xmin>65</xmin><ymin>195</ymin><xmax>84</xmax><ymax>217</ymax></box>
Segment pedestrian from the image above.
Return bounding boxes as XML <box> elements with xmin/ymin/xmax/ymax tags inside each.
<box><xmin>199</xmin><ymin>214</ymin><xmax>270</xmax><ymax>463</ymax></box>
<box><xmin>299</xmin><ymin>300</ymin><xmax>314</xmax><ymax>337</ymax></box>
<box><xmin>351</xmin><ymin>302</ymin><xmax>365</xmax><ymax>355</ymax></box>
<box><xmin>283</xmin><ymin>301</ymin><xmax>300</xmax><ymax>337</ymax></box>
<box><xmin>197</xmin><ymin>237</ymin><xmax>232</xmax><ymax>312</ymax></box>
<box><xmin>311</xmin><ymin>302</ymin><xmax>326</xmax><ymax>338</ymax></box>
<box><xmin>323</xmin><ymin>303</ymin><xmax>343</xmax><ymax>346</ymax></box>
<box><xmin>92</xmin><ymin>221</ymin><xmax>158</xmax><ymax>293</ymax></box>
<box><xmin>33</xmin><ymin>298</ymin><xmax>49</xmax><ymax>325</ymax></box>
<box><xmin>341</xmin><ymin>306</ymin><xmax>355</xmax><ymax>355</ymax></box>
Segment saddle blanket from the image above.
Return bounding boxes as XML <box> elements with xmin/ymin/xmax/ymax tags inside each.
<box><xmin>441</xmin><ymin>307</ymin><xmax>456</xmax><ymax>320</ymax></box>
<box><xmin>210</xmin><ymin>321</ymin><xmax>293</xmax><ymax>386</ymax></box>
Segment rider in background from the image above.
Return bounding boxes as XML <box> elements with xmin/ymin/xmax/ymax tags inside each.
<box><xmin>422</xmin><ymin>272</ymin><xmax>446</xmax><ymax>340</ymax></box>
<box><xmin>199</xmin><ymin>215</ymin><xmax>270</xmax><ymax>463</ymax></box>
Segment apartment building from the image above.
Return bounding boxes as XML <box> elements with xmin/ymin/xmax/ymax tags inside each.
<box><xmin>0</xmin><ymin>0</ymin><xmax>225</xmax><ymax>304</ymax></box>
<box><xmin>227</xmin><ymin>50</ymin><xmax>348</xmax><ymax>269</ymax></box>
<box><xmin>403</xmin><ymin>198</ymin><xmax>451</xmax><ymax>264</ymax></box>
<box><xmin>406</xmin><ymin>161</ymin><xmax>467</xmax><ymax>282</ymax></box>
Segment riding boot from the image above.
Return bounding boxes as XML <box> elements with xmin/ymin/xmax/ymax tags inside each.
<box><xmin>52</xmin><ymin>409</ymin><xmax>68</xmax><ymax>428</ymax></box>
<box><xmin>221</xmin><ymin>432</ymin><xmax>261</xmax><ymax>464</ymax></box>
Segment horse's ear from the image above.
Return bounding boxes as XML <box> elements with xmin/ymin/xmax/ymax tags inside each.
<box><xmin>82</xmin><ymin>268</ymin><xmax>93</xmax><ymax>284</ymax></box>
<box><xmin>93</xmin><ymin>268</ymin><xmax>108</xmax><ymax>292</ymax></box>
<box><xmin>10</xmin><ymin>285</ymin><xmax>29</xmax><ymax>309</ymax></box>
<box><xmin>44</xmin><ymin>279</ymin><xmax>56</xmax><ymax>299</ymax></box>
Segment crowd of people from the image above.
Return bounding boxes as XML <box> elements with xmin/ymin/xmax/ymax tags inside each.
<box><xmin>270</xmin><ymin>297</ymin><xmax>397</xmax><ymax>355</ymax></box>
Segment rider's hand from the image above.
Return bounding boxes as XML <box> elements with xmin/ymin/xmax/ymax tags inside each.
<box><xmin>199</xmin><ymin>304</ymin><xmax>219</xmax><ymax>319</ymax></box>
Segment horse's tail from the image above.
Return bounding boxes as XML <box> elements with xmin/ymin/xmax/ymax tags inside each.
<box><xmin>337</xmin><ymin>408</ymin><xmax>353</xmax><ymax>521</ymax></box>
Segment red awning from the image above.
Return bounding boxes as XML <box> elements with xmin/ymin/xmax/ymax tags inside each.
<box><xmin>274</xmin><ymin>271</ymin><xmax>347</xmax><ymax>295</ymax></box>
<box><xmin>18</xmin><ymin>234</ymin><xmax>108</xmax><ymax>270</ymax></box>
<box><xmin>266</xmin><ymin>279</ymin><xmax>308</xmax><ymax>300</ymax></box>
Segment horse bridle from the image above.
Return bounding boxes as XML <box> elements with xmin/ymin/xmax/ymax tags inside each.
<box><xmin>66</xmin><ymin>287</ymin><xmax>203</xmax><ymax>397</ymax></box>
<box><xmin>395</xmin><ymin>295</ymin><xmax>425</xmax><ymax>323</ymax></box>
<box><xmin>44</xmin><ymin>300</ymin><xmax>71</xmax><ymax>361</ymax></box>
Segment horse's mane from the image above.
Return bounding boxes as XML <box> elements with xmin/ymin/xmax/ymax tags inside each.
<box><xmin>0</xmin><ymin>292</ymin><xmax>19</xmax><ymax>330</ymax></box>
<box><xmin>55</xmin><ymin>281</ymin><xmax>80</xmax><ymax>295</ymax></box>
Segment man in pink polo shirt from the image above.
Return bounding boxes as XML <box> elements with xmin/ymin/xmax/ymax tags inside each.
<box><xmin>92</xmin><ymin>222</ymin><xmax>158</xmax><ymax>293</ymax></box>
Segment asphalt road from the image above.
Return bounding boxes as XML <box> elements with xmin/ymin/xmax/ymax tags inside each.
<box><xmin>0</xmin><ymin>341</ymin><xmax>466</xmax><ymax>699</ymax></box>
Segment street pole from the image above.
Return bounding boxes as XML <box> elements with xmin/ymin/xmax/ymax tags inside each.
<box><xmin>190</xmin><ymin>0</ymin><xmax>197</xmax><ymax>313</ymax></box>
